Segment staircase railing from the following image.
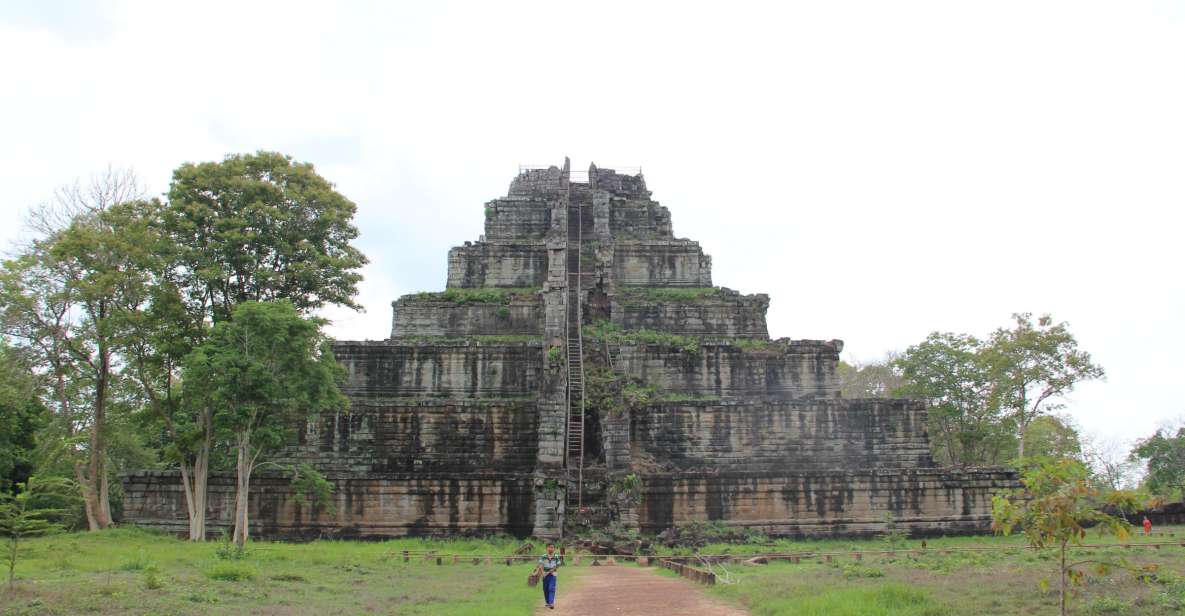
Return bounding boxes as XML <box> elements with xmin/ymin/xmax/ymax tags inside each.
<box><xmin>564</xmin><ymin>183</ymin><xmax>586</xmax><ymax>511</ymax></box>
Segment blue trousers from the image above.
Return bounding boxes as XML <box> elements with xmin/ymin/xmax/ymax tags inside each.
<box><xmin>542</xmin><ymin>573</ymin><xmax>557</xmax><ymax>605</ymax></box>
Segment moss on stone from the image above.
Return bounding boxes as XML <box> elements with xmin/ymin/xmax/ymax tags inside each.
<box><xmin>395</xmin><ymin>335</ymin><xmax>542</xmax><ymax>344</ymax></box>
<box><xmin>412</xmin><ymin>287</ymin><xmax>540</xmax><ymax>305</ymax></box>
<box><xmin>618</xmin><ymin>286</ymin><xmax>721</xmax><ymax>304</ymax></box>
<box><xmin>583</xmin><ymin>320</ymin><xmax>700</xmax><ymax>354</ymax></box>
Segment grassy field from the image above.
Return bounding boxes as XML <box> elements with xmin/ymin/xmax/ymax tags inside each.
<box><xmin>2</xmin><ymin>527</ymin><xmax>1184</xmax><ymax>615</ymax></box>
<box><xmin>687</xmin><ymin>528</ymin><xmax>1185</xmax><ymax>616</ymax></box>
<box><xmin>0</xmin><ymin>528</ymin><xmax>548</xmax><ymax>615</ymax></box>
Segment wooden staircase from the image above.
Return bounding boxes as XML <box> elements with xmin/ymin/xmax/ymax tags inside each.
<box><xmin>565</xmin><ymin>194</ymin><xmax>586</xmax><ymax>511</ymax></box>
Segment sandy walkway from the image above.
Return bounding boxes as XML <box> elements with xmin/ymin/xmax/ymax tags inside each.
<box><xmin>533</xmin><ymin>565</ymin><xmax>749</xmax><ymax>616</ymax></box>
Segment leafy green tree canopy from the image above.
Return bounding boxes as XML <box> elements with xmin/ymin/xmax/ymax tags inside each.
<box><xmin>993</xmin><ymin>458</ymin><xmax>1142</xmax><ymax>616</ymax></box>
<box><xmin>983</xmin><ymin>313</ymin><xmax>1104</xmax><ymax>460</ymax></box>
<box><xmin>1130</xmin><ymin>423</ymin><xmax>1185</xmax><ymax>500</ymax></box>
<box><xmin>164</xmin><ymin>151</ymin><xmax>368</xmax><ymax>323</ymax></box>
<box><xmin>0</xmin><ymin>345</ymin><xmax>48</xmax><ymax>492</ymax></box>
<box><xmin>182</xmin><ymin>300</ymin><xmax>345</xmax><ymax>546</ymax></box>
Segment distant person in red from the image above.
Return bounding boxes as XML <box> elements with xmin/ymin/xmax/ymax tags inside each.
<box><xmin>1143</xmin><ymin>516</ymin><xmax>1152</xmax><ymax>536</ymax></box>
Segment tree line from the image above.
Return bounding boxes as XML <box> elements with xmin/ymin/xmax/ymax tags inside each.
<box><xmin>839</xmin><ymin>316</ymin><xmax>1184</xmax><ymax>502</ymax></box>
<box><xmin>0</xmin><ymin>153</ymin><xmax>367</xmax><ymax>546</ymax></box>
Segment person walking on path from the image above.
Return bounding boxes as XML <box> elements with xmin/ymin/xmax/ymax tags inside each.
<box><xmin>1143</xmin><ymin>515</ymin><xmax>1153</xmax><ymax>536</ymax></box>
<box><xmin>534</xmin><ymin>543</ymin><xmax>564</xmax><ymax>609</ymax></box>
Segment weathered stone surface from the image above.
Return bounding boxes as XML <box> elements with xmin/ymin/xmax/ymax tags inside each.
<box><xmin>277</xmin><ymin>399</ymin><xmax>540</xmax><ymax>474</ymax></box>
<box><xmin>446</xmin><ymin>243</ymin><xmax>548</xmax><ymax>288</ymax></box>
<box><xmin>613</xmin><ymin>291</ymin><xmax>769</xmax><ymax>338</ymax></box>
<box><xmin>637</xmin><ymin>469</ymin><xmax>1017</xmax><ymax>537</ymax></box>
<box><xmin>614</xmin><ymin>341</ymin><xmax>841</xmax><ymax>399</ymax></box>
<box><xmin>390</xmin><ymin>296</ymin><xmax>543</xmax><ymax>338</ymax></box>
<box><xmin>335</xmin><ymin>341</ymin><xmax>542</xmax><ymax>397</ymax></box>
<box><xmin>122</xmin><ymin>159</ymin><xmax>1017</xmax><ymax>540</ymax></box>
<box><xmin>483</xmin><ymin>197</ymin><xmax>553</xmax><ymax>241</ymax></box>
<box><xmin>122</xmin><ymin>470</ymin><xmax>534</xmax><ymax>538</ymax></box>
<box><xmin>613</xmin><ymin>240</ymin><xmax>713</xmax><ymax>287</ymax></box>
<box><xmin>631</xmin><ymin>399</ymin><xmax>933</xmax><ymax>472</ymax></box>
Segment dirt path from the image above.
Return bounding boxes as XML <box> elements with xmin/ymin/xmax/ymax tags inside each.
<box><xmin>534</xmin><ymin>565</ymin><xmax>749</xmax><ymax>616</ymax></box>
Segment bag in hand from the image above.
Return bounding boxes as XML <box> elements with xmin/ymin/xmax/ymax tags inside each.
<box><xmin>527</xmin><ymin>572</ymin><xmax>541</xmax><ymax>587</ymax></box>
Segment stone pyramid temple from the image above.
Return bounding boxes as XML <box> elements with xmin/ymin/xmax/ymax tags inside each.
<box><xmin>123</xmin><ymin>159</ymin><xmax>1015</xmax><ymax>539</ymax></box>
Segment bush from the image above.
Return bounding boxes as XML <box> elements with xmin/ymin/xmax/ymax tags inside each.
<box><xmin>205</xmin><ymin>562</ymin><xmax>258</xmax><ymax>582</ymax></box>
<box><xmin>840</xmin><ymin>563</ymin><xmax>886</xmax><ymax>579</ymax></box>
<box><xmin>118</xmin><ymin>551</ymin><xmax>150</xmax><ymax>571</ymax></box>
<box><xmin>142</xmin><ymin>565</ymin><xmax>165</xmax><ymax>590</ymax></box>
<box><xmin>1085</xmin><ymin>596</ymin><xmax>1129</xmax><ymax>614</ymax></box>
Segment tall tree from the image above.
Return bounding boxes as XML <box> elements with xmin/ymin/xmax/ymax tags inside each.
<box><xmin>0</xmin><ymin>169</ymin><xmax>146</xmax><ymax>530</ymax></box>
<box><xmin>837</xmin><ymin>354</ymin><xmax>903</xmax><ymax>399</ymax></box>
<box><xmin>993</xmin><ymin>459</ymin><xmax>1142</xmax><ymax>616</ymax></box>
<box><xmin>1082</xmin><ymin>433</ymin><xmax>1139</xmax><ymax>493</ymax></box>
<box><xmin>182</xmin><ymin>301</ymin><xmax>345</xmax><ymax>547</ymax></box>
<box><xmin>1023</xmin><ymin>415</ymin><xmax>1084</xmax><ymax>462</ymax></box>
<box><xmin>1129</xmin><ymin>422</ymin><xmax>1185</xmax><ymax>500</ymax></box>
<box><xmin>983</xmin><ymin>313</ymin><xmax>1104</xmax><ymax>461</ymax></box>
<box><xmin>163</xmin><ymin>150</ymin><xmax>367</xmax><ymax>323</ymax></box>
<box><xmin>0</xmin><ymin>344</ymin><xmax>48</xmax><ymax>491</ymax></box>
<box><xmin>157</xmin><ymin>151</ymin><xmax>366</xmax><ymax>540</ymax></box>
<box><xmin>894</xmin><ymin>333</ymin><xmax>1014</xmax><ymax>467</ymax></box>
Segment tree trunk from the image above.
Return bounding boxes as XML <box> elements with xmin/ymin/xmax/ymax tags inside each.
<box><xmin>1017</xmin><ymin>426</ymin><xmax>1027</xmax><ymax>462</ymax></box>
<box><xmin>8</xmin><ymin>535</ymin><xmax>18</xmax><ymax>590</ymax></box>
<box><xmin>232</xmin><ymin>432</ymin><xmax>252</xmax><ymax>548</ymax></box>
<box><xmin>74</xmin><ymin>463</ymin><xmax>101</xmax><ymax>531</ymax></box>
<box><xmin>98</xmin><ymin>470</ymin><xmax>112</xmax><ymax>526</ymax></box>
<box><xmin>1059</xmin><ymin>539</ymin><xmax>1067</xmax><ymax>616</ymax></box>
<box><xmin>81</xmin><ymin>340</ymin><xmax>114</xmax><ymax>530</ymax></box>
<box><xmin>186</xmin><ymin>434</ymin><xmax>211</xmax><ymax>541</ymax></box>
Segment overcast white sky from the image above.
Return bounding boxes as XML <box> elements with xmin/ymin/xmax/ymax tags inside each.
<box><xmin>2</xmin><ymin>1</ymin><xmax>1182</xmax><ymax>446</ymax></box>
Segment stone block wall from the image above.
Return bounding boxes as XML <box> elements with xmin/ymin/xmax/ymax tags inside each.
<box><xmin>631</xmin><ymin>399</ymin><xmax>933</xmax><ymax>472</ymax></box>
<box><xmin>446</xmin><ymin>243</ymin><xmax>549</xmax><ymax>288</ymax></box>
<box><xmin>614</xmin><ymin>341</ymin><xmax>840</xmax><ymax>399</ymax></box>
<box><xmin>612</xmin><ymin>292</ymin><xmax>769</xmax><ymax>338</ymax></box>
<box><xmin>334</xmin><ymin>341</ymin><xmax>542</xmax><ymax>397</ymax></box>
<box><xmin>613</xmin><ymin>240</ymin><xmax>713</xmax><ymax>287</ymax></box>
<box><xmin>608</xmin><ymin>199</ymin><xmax>672</xmax><ymax>239</ymax></box>
<box><xmin>390</xmin><ymin>296</ymin><xmax>543</xmax><ymax>338</ymax></box>
<box><xmin>278</xmin><ymin>399</ymin><xmax>540</xmax><ymax>474</ymax></box>
<box><xmin>122</xmin><ymin>470</ymin><xmax>535</xmax><ymax>539</ymax></box>
<box><xmin>483</xmin><ymin>197</ymin><xmax>553</xmax><ymax>241</ymax></box>
<box><xmin>637</xmin><ymin>469</ymin><xmax>1017</xmax><ymax>537</ymax></box>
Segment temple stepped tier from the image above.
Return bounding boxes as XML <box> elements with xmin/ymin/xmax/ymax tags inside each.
<box><xmin>122</xmin><ymin>158</ymin><xmax>1017</xmax><ymax>539</ymax></box>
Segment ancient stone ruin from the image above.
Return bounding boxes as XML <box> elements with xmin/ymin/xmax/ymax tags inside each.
<box><xmin>123</xmin><ymin>159</ymin><xmax>1016</xmax><ymax>539</ymax></box>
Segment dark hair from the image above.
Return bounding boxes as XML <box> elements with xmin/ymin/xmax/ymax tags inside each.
<box><xmin>546</xmin><ymin>542</ymin><xmax>555</xmax><ymax>547</ymax></box>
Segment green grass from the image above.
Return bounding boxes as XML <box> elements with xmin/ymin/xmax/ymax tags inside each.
<box><xmin>1</xmin><ymin>528</ymin><xmax>549</xmax><ymax>615</ymax></box>
<box><xmin>584</xmin><ymin>320</ymin><xmax>700</xmax><ymax>354</ymax></box>
<box><xmin>695</xmin><ymin>528</ymin><xmax>1185</xmax><ymax>616</ymax></box>
<box><xmin>5</xmin><ymin>527</ymin><xmax>1184</xmax><ymax>615</ymax></box>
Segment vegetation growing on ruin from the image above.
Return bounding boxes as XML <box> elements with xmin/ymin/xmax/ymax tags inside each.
<box><xmin>729</xmin><ymin>337</ymin><xmax>786</xmax><ymax>353</ymax></box>
<box><xmin>583</xmin><ymin>320</ymin><xmax>700</xmax><ymax>354</ymax></box>
<box><xmin>584</xmin><ymin>368</ymin><xmax>661</xmax><ymax>418</ymax></box>
<box><xmin>394</xmin><ymin>335</ymin><xmax>541</xmax><ymax>345</ymax></box>
<box><xmin>618</xmin><ymin>286</ymin><xmax>721</xmax><ymax>303</ymax></box>
<box><xmin>411</xmin><ymin>287</ymin><xmax>539</xmax><ymax>305</ymax></box>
